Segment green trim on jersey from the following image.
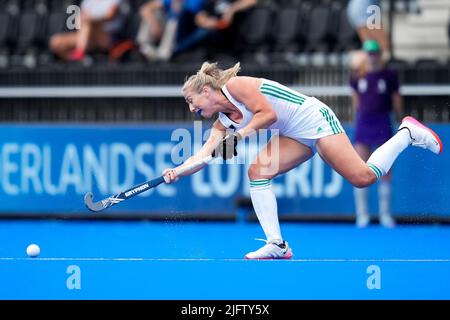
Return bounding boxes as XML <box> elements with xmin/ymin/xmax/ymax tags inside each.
<box><xmin>260</xmin><ymin>83</ymin><xmax>306</xmax><ymax>106</ymax></box>
<box><xmin>319</xmin><ymin>107</ymin><xmax>343</xmax><ymax>134</ymax></box>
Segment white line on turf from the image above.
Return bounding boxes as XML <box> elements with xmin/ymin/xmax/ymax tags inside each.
<box><xmin>0</xmin><ymin>258</ymin><xmax>450</xmax><ymax>262</ymax></box>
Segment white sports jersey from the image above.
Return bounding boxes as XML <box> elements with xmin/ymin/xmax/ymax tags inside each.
<box><xmin>218</xmin><ymin>78</ymin><xmax>344</xmax><ymax>148</ymax></box>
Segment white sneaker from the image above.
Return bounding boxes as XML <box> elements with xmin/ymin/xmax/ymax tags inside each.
<box><xmin>398</xmin><ymin>116</ymin><xmax>443</xmax><ymax>155</ymax></box>
<box><xmin>245</xmin><ymin>239</ymin><xmax>293</xmax><ymax>260</ymax></box>
<box><xmin>356</xmin><ymin>214</ymin><xmax>370</xmax><ymax>228</ymax></box>
<box><xmin>380</xmin><ymin>214</ymin><xmax>396</xmax><ymax>228</ymax></box>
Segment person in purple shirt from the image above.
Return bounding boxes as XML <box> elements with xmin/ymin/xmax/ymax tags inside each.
<box><xmin>350</xmin><ymin>39</ymin><xmax>403</xmax><ymax>228</ymax></box>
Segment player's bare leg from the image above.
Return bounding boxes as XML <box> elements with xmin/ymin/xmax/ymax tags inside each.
<box><xmin>316</xmin><ymin>133</ymin><xmax>377</xmax><ymax>188</ymax></box>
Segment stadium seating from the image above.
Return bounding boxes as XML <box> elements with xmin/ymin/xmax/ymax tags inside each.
<box><xmin>235</xmin><ymin>5</ymin><xmax>272</xmax><ymax>64</ymax></box>
<box><xmin>0</xmin><ymin>0</ymin><xmax>442</xmax><ymax>66</ymax></box>
<box><xmin>0</xmin><ymin>0</ymin><xmax>447</xmax><ymax>80</ymax></box>
<box><xmin>0</xmin><ymin>0</ymin><xmax>427</xmax><ymax>69</ymax></box>
<box><xmin>333</xmin><ymin>3</ymin><xmax>360</xmax><ymax>52</ymax></box>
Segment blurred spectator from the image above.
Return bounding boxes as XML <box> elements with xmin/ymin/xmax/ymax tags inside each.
<box><xmin>50</xmin><ymin>0</ymin><xmax>124</xmax><ymax>61</ymax></box>
<box><xmin>137</xmin><ymin>0</ymin><xmax>204</xmax><ymax>61</ymax></box>
<box><xmin>171</xmin><ymin>0</ymin><xmax>258</xmax><ymax>59</ymax></box>
<box><xmin>350</xmin><ymin>39</ymin><xmax>403</xmax><ymax>228</ymax></box>
<box><xmin>347</xmin><ymin>0</ymin><xmax>390</xmax><ymax>59</ymax></box>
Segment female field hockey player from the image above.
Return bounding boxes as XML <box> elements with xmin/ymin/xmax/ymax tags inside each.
<box><xmin>163</xmin><ymin>62</ymin><xmax>443</xmax><ymax>260</ymax></box>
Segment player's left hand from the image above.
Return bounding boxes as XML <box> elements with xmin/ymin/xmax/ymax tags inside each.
<box><xmin>162</xmin><ymin>168</ymin><xmax>179</xmax><ymax>184</ymax></box>
<box><xmin>212</xmin><ymin>132</ymin><xmax>242</xmax><ymax>160</ymax></box>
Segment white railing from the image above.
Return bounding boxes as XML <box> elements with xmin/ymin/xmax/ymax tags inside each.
<box><xmin>0</xmin><ymin>85</ymin><xmax>449</xmax><ymax>98</ymax></box>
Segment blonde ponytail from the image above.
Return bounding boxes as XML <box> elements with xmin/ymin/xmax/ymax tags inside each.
<box><xmin>182</xmin><ymin>62</ymin><xmax>241</xmax><ymax>93</ymax></box>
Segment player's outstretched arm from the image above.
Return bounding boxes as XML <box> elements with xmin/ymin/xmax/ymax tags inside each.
<box><xmin>163</xmin><ymin>120</ymin><xmax>226</xmax><ymax>183</ymax></box>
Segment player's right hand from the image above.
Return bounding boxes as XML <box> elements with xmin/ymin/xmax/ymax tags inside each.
<box><xmin>212</xmin><ymin>132</ymin><xmax>242</xmax><ymax>160</ymax></box>
<box><xmin>162</xmin><ymin>168</ymin><xmax>178</xmax><ymax>184</ymax></box>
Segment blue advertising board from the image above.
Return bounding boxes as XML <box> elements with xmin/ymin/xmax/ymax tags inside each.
<box><xmin>0</xmin><ymin>123</ymin><xmax>448</xmax><ymax>217</ymax></box>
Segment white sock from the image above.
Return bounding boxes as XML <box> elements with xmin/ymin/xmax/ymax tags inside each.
<box><xmin>354</xmin><ymin>187</ymin><xmax>369</xmax><ymax>218</ymax></box>
<box><xmin>378</xmin><ymin>180</ymin><xmax>391</xmax><ymax>217</ymax></box>
<box><xmin>367</xmin><ymin>129</ymin><xmax>411</xmax><ymax>179</ymax></box>
<box><xmin>136</xmin><ymin>20</ymin><xmax>151</xmax><ymax>46</ymax></box>
<box><xmin>249</xmin><ymin>179</ymin><xmax>282</xmax><ymax>242</ymax></box>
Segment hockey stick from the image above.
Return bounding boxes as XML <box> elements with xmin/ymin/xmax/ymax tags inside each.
<box><xmin>84</xmin><ymin>155</ymin><xmax>214</xmax><ymax>212</ymax></box>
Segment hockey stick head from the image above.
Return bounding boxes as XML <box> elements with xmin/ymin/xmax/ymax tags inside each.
<box><xmin>84</xmin><ymin>192</ymin><xmax>105</xmax><ymax>212</ymax></box>
<box><xmin>82</xmin><ymin>155</ymin><xmax>213</xmax><ymax>213</ymax></box>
